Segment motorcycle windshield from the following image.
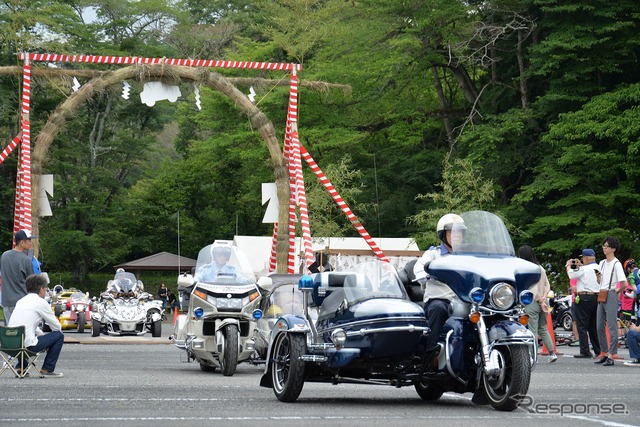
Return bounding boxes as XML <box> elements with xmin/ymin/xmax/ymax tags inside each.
<box><xmin>427</xmin><ymin>210</ymin><xmax>540</xmax><ymax>302</ymax></box>
<box><xmin>267</xmin><ymin>284</ymin><xmax>304</xmax><ymax>318</ymax></box>
<box><xmin>111</xmin><ymin>272</ymin><xmax>139</xmax><ymax>293</ymax></box>
<box><xmin>342</xmin><ymin>260</ymin><xmax>406</xmax><ymax>305</ymax></box>
<box><xmin>69</xmin><ymin>292</ymin><xmax>89</xmax><ymax>302</ymax></box>
<box><xmin>194</xmin><ymin>243</ymin><xmax>255</xmax><ymax>284</ymax></box>
<box><xmin>450</xmin><ymin>210</ymin><xmax>515</xmax><ymax>256</ymax></box>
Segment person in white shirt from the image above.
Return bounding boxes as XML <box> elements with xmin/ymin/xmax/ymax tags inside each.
<box><xmin>567</xmin><ymin>248</ymin><xmax>601</xmax><ymax>358</ymax></box>
<box><xmin>594</xmin><ymin>236</ymin><xmax>627</xmax><ymax>367</ymax></box>
<box><xmin>7</xmin><ymin>274</ymin><xmax>64</xmax><ymax>377</ymax></box>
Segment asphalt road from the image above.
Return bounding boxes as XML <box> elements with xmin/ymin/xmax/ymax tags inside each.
<box><xmin>0</xmin><ymin>322</ymin><xmax>638</xmax><ymax>427</ymax></box>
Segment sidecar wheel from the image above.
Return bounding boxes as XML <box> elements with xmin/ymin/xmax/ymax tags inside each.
<box><xmin>482</xmin><ymin>345</ymin><xmax>531</xmax><ymax>412</ymax></box>
<box><xmin>77</xmin><ymin>312</ymin><xmax>86</xmax><ymax>333</ymax></box>
<box><xmin>271</xmin><ymin>332</ymin><xmax>306</xmax><ymax>402</ymax></box>
<box><xmin>151</xmin><ymin>320</ymin><xmax>162</xmax><ymax>337</ymax></box>
<box><xmin>91</xmin><ymin>319</ymin><xmax>101</xmax><ymax>337</ymax></box>
<box><xmin>220</xmin><ymin>324</ymin><xmax>239</xmax><ymax>377</ymax></box>
<box><xmin>415</xmin><ymin>381</ymin><xmax>444</xmax><ymax>401</ymax></box>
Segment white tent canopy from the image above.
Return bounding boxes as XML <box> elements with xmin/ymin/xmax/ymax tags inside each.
<box><xmin>232</xmin><ymin>235</ymin><xmax>421</xmax><ymax>277</ymax></box>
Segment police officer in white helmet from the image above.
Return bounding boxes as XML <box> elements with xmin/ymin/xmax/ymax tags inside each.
<box><xmin>413</xmin><ymin>213</ymin><xmax>466</xmax><ymax>364</ymax></box>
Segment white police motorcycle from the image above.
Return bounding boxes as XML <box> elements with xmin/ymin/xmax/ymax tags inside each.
<box><xmin>172</xmin><ymin>241</ymin><xmax>262</xmax><ymax>376</ymax></box>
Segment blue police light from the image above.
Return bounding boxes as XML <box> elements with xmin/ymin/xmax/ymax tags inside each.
<box><xmin>469</xmin><ymin>287</ymin><xmax>485</xmax><ymax>304</ymax></box>
<box><xmin>520</xmin><ymin>290</ymin><xmax>534</xmax><ymax>306</ymax></box>
<box><xmin>252</xmin><ymin>309</ymin><xmax>263</xmax><ymax>320</ymax></box>
<box><xmin>194</xmin><ymin>307</ymin><xmax>204</xmax><ymax>318</ymax></box>
<box><xmin>298</xmin><ymin>275</ymin><xmax>314</xmax><ymax>290</ymax></box>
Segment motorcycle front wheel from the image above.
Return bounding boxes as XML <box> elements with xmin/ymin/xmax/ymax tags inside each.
<box><xmin>271</xmin><ymin>332</ymin><xmax>306</xmax><ymax>402</ymax></box>
<box><xmin>561</xmin><ymin>312</ymin><xmax>573</xmax><ymax>331</ymax></box>
<box><xmin>91</xmin><ymin>319</ymin><xmax>101</xmax><ymax>337</ymax></box>
<box><xmin>481</xmin><ymin>345</ymin><xmax>531</xmax><ymax>412</ymax></box>
<box><xmin>77</xmin><ymin>312</ymin><xmax>86</xmax><ymax>333</ymax></box>
<box><xmin>219</xmin><ymin>324</ymin><xmax>239</xmax><ymax>377</ymax></box>
<box><xmin>151</xmin><ymin>320</ymin><xmax>161</xmax><ymax>337</ymax></box>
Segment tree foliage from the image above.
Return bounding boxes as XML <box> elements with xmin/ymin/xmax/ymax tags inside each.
<box><xmin>0</xmin><ymin>0</ymin><xmax>640</xmax><ymax>287</ymax></box>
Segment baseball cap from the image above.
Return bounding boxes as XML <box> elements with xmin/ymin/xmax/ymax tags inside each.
<box><xmin>581</xmin><ymin>248</ymin><xmax>595</xmax><ymax>257</ymax></box>
<box><xmin>15</xmin><ymin>229</ymin><xmax>37</xmax><ymax>242</ymax></box>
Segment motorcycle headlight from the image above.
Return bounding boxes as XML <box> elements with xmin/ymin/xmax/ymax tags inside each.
<box><xmin>489</xmin><ymin>283</ymin><xmax>515</xmax><ymax>309</ymax></box>
<box><xmin>331</xmin><ymin>328</ymin><xmax>347</xmax><ymax>349</ymax></box>
<box><xmin>215</xmin><ymin>297</ymin><xmax>243</xmax><ymax>309</ymax></box>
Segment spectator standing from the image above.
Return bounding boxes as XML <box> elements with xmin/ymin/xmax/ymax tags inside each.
<box><xmin>157</xmin><ymin>282</ymin><xmax>168</xmax><ymax>311</ymax></box>
<box><xmin>595</xmin><ymin>236</ymin><xmax>627</xmax><ymax>366</ymax></box>
<box><xmin>168</xmin><ymin>289</ymin><xmax>180</xmax><ymax>312</ymax></box>
<box><xmin>621</xmin><ymin>259</ymin><xmax>638</xmax><ymax>323</ymax></box>
<box><xmin>518</xmin><ymin>245</ymin><xmax>557</xmax><ymax>363</ymax></box>
<box><xmin>567</xmin><ymin>248</ymin><xmax>601</xmax><ymax>358</ymax></box>
<box><xmin>627</xmin><ymin>260</ymin><xmax>640</xmax><ymax>324</ymax></box>
<box><xmin>8</xmin><ymin>274</ymin><xmax>64</xmax><ymax>377</ymax></box>
<box><xmin>0</xmin><ymin>230</ymin><xmax>36</xmax><ymax>324</ymax></box>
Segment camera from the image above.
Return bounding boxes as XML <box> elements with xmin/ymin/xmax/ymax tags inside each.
<box><xmin>570</xmin><ymin>259</ymin><xmax>578</xmax><ymax>269</ymax></box>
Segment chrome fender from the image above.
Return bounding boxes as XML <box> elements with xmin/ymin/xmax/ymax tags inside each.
<box><xmin>91</xmin><ymin>312</ymin><xmax>103</xmax><ymax>322</ymax></box>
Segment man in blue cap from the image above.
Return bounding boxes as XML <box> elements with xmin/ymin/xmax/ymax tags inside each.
<box><xmin>567</xmin><ymin>248</ymin><xmax>601</xmax><ymax>358</ymax></box>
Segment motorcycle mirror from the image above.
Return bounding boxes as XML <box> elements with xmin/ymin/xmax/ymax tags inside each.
<box><xmin>257</xmin><ymin>276</ymin><xmax>274</xmax><ymax>291</ymax></box>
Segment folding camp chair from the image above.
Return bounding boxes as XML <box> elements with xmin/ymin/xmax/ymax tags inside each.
<box><xmin>0</xmin><ymin>326</ymin><xmax>44</xmax><ymax>378</ymax></box>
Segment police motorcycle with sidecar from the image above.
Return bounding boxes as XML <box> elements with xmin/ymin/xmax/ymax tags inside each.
<box><xmin>172</xmin><ymin>241</ymin><xmax>262</xmax><ymax>376</ymax></box>
<box><xmin>261</xmin><ymin>210</ymin><xmax>538</xmax><ymax>411</ymax></box>
<box><xmin>260</xmin><ymin>259</ymin><xmax>431</xmax><ymax>402</ymax></box>
<box><xmin>91</xmin><ymin>269</ymin><xmax>163</xmax><ymax>337</ymax></box>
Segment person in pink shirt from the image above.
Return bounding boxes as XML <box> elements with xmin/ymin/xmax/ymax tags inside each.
<box><xmin>621</xmin><ymin>259</ymin><xmax>638</xmax><ymax>322</ymax></box>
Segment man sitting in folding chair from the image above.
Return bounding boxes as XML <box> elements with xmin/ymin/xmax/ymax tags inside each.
<box><xmin>6</xmin><ymin>274</ymin><xmax>64</xmax><ymax>378</ymax></box>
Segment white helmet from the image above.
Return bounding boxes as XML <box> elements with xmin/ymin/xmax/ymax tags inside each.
<box><xmin>437</xmin><ymin>213</ymin><xmax>465</xmax><ymax>232</ymax></box>
<box><xmin>436</xmin><ymin>213</ymin><xmax>466</xmax><ymax>245</ymax></box>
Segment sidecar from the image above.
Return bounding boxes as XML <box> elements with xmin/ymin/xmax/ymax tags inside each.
<box><xmin>260</xmin><ymin>260</ymin><xmax>430</xmax><ymax>402</ymax></box>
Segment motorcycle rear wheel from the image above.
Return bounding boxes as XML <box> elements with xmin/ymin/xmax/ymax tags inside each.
<box><xmin>481</xmin><ymin>345</ymin><xmax>531</xmax><ymax>412</ymax></box>
<box><xmin>77</xmin><ymin>312</ymin><xmax>86</xmax><ymax>333</ymax></box>
<box><xmin>220</xmin><ymin>324</ymin><xmax>239</xmax><ymax>377</ymax></box>
<box><xmin>272</xmin><ymin>332</ymin><xmax>306</xmax><ymax>402</ymax></box>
